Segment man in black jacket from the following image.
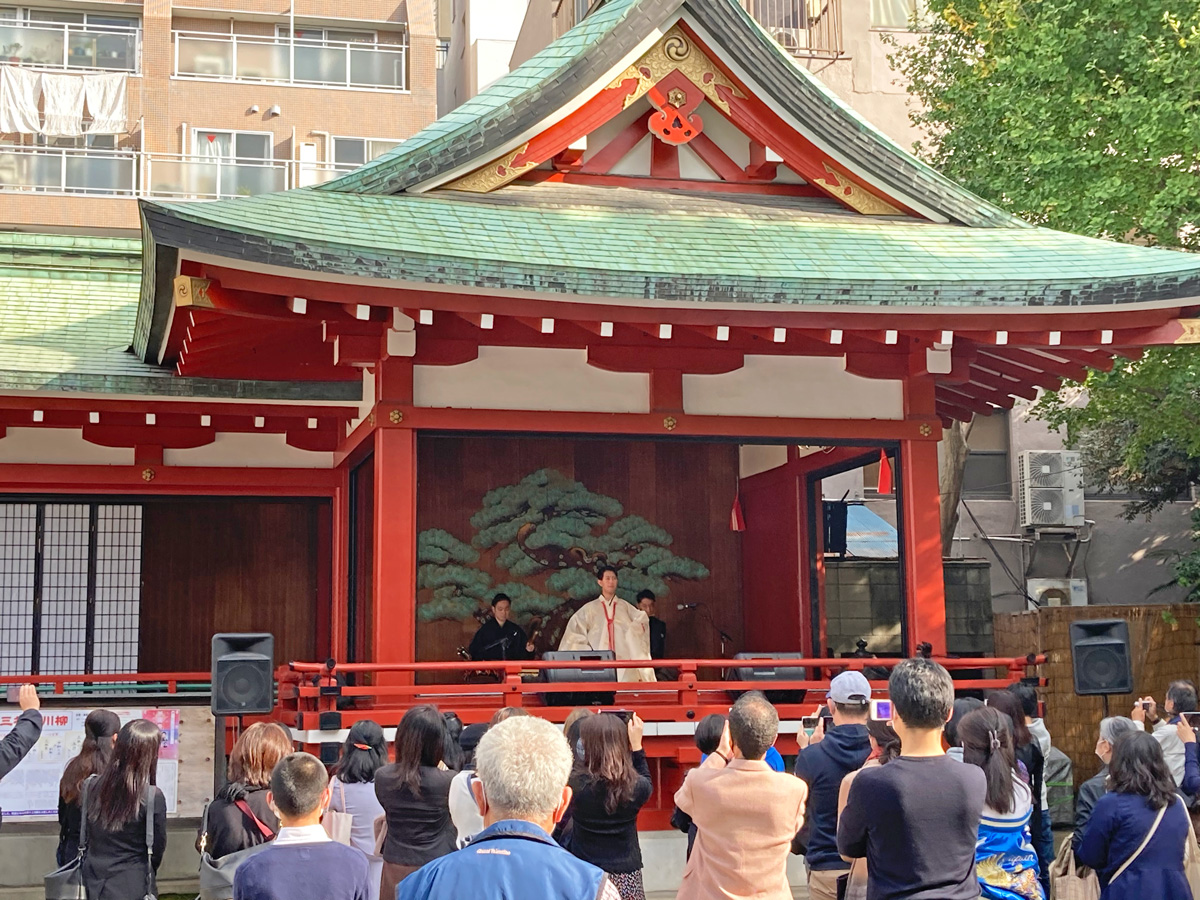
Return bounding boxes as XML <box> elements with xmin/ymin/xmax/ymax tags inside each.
<box><xmin>635</xmin><ymin>591</ymin><xmax>667</xmax><ymax>660</ymax></box>
<box><xmin>469</xmin><ymin>594</ymin><xmax>535</xmax><ymax>661</ymax></box>
<box><xmin>794</xmin><ymin>671</ymin><xmax>872</xmax><ymax>900</ymax></box>
<box><xmin>1</xmin><ymin>684</ymin><xmax>44</xmax><ymax>826</ymax></box>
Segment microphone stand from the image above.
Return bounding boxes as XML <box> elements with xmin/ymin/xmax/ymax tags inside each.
<box><xmin>684</xmin><ymin>602</ymin><xmax>734</xmax><ymax>657</ymax></box>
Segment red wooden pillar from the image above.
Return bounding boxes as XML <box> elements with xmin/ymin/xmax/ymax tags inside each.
<box><xmin>372</xmin><ymin>426</ymin><xmax>418</xmax><ymax>667</ymax></box>
<box><xmin>899</xmin><ymin>438</ymin><xmax>945</xmax><ymax>657</ymax></box>
<box><xmin>330</xmin><ymin>465</ymin><xmax>351</xmax><ymax>662</ymax></box>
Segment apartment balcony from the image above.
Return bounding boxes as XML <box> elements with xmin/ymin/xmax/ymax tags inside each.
<box><xmin>744</xmin><ymin>0</ymin><xmax>843</xmax><ymax>58</ymax></box>
<box><xmin>0</xmin><ymin>22</ymin><xmax>140</xmax><ymax>72</ymax></box>
<box><xmin>173</xmin><ymin>32</ymin><xmax>408</xmax><ymax>91</ymax></box>
<box><xmin>144</xmin><ymin>153</ymin><xmax>288</xmax><ymax>200</ymax></box>
<box><xmin>0</xmin><ymin>145</ymin><xmax>137</xmax><ymax>194</ymax></box>
<box><xmin>0</xmin><ymin>145</ymin><xmax>289</xmax><ymax>200</ymax></box>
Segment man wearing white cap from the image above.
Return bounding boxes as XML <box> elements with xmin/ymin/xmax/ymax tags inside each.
<box><xmin>793</xmin><ymin>671</ymin><xmax>873</xmax><ymax>900</ymax></box>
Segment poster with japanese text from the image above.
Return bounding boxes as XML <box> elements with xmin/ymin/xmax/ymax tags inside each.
<box><xmin>0</xmin><ymin>708</ymin><xmax>179</xmax><ymax>818</ymax></box>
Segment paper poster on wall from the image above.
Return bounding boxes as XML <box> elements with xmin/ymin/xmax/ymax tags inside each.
<box><xmin>0</xmin><ymin>708</ymin><xmax>180</xmax><ymax>817</ymax></box>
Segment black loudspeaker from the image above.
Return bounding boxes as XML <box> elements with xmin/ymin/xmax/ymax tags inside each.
<box><xmin>1070</xmin><ymin>619</ymin><xmax>1133</xmax><ymax>696</ymax></box>
<box><xmin>727</xmin><ymin>652</ymin><xmax>808</xmax><ymax>704</ymax></box>
<box><xmin>823</xmin><ymin>501</ymin><xmax>848</xmax><ymax>557</ymax></box>
<box><xmin>540</xmin><ymin>650</ymin><xmax>616</xmax><ymax>707</ymax></box>
<box><xmin>212</xmin><ymin>633</ymin><xmax>275</xmax><ymax>716</ymax></box>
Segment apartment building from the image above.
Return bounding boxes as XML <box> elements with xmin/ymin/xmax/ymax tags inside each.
<box><xmin>0</xmin><ymin>0</ymin><xmax>438</xmax><ymax>232</ymax></box>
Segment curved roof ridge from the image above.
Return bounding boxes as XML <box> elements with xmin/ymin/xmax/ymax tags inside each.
<box><xmin>316</xmin><ymin>0</ymin><xmax>1022</xmax><ymax>228</ymax></box>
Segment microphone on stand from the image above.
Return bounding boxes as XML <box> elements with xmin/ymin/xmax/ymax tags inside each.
<box><xmin>677</xmin><ymin>603</ymin><xmax>700</xmax><ymax>610</ymax></box>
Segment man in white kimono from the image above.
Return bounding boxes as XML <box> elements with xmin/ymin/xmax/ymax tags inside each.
<box><xmin>558</xmin><ymin>565</ymin><xmax>656</xmax><ymax>682</ymax></box>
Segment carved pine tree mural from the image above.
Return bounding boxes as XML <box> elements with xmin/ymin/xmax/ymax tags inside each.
<box><xmin>417</xmin><ymin>468</ymin><xmax>710</xmax><ymax>652</ymax></box>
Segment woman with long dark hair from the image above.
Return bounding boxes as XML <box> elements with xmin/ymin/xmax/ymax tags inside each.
<box><xmin>441</xmin><ymin>712</ymin><xmax>465</xmax><ymax>771</ymax></box>
<box><xmin>197</xmin><ymin>721</ymin><xmax>292</xmax><ymax>859</ymax></box>
<box><xmin>57</xmin><ymin>709</ymin><xmax>120</xmax><ymax>865</ymax></box>
<box><xmin>987</xmin><ymin>691</ymin><xmax>1046</xmax><ymax>850</ymax></box>
<box><xmin>375</xmin><ymin>705</ymin><xmax>456</xmax><ymax>897</ymax></box>
<box><xmin>328</xmin><ymin>720</ymin><xmax>388</xmax><ymax>900</ymax></box>
<box><xmin>565</xmin><ymin>712</ymin><xmax>653</xmax><ymax>900</ymax></box>
<box><xmin>959</xmin><ymin>707</ymin><xmax>1043</xmax><ymax>900</ymax></box>
<box><xmin>1077</xmin><ymin>730</ymin><xmax>1191</xmax><ymax>900</ymax></box>
<box><xmin>81</xmin><ymin>719</ymin><xmax>167</xmax><ymax>900</ymax></box>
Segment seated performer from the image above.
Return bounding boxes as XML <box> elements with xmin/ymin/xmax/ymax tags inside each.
<box><xmin>636</xmin><ymin>589</ymin><xmax>667</xmax><ymax>660</ymax></box>
<box><xmin>558</xmin><ymin>565</ymin><xmax>655</xmax><ymax>682</ymax></box>
<box><xmin>468</xmin><ymin>594</ymin><xmax>535</xmax><ymax>661</ymax></box>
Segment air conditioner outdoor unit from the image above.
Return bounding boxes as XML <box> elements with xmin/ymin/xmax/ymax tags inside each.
<box><xmin>1026</xmin><ymin>577</ymin><xmax>1088</xmax><ymax>607</ymax></box>
<box><xmin>1018</xmin><ymin>450</ymin><xmax>1085</xmax><ymax>529</ymax></box>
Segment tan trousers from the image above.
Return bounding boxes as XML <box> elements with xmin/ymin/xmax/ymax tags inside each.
<box><xmin>807</xmin><ymin>868</ymin><xmax>845</xmax><ymax>900</ymax></box>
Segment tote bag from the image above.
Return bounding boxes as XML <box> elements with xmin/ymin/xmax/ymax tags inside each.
<box><xmin>1047</xmin><ymin>833</ymin><xmax>1099</xmax><ymax>900</ymax></box>
<box><xmin>197</xmin><ymin>798</ymin><xmax>275</xmax><ymax>900</ymax></box>
<box><xmin>321</xmin><ymin>780</ymin><xmax>354</xmax><ymax>846</ymax></box>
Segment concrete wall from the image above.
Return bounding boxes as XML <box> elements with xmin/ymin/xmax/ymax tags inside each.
<box><xmin>442</xmin><ymin>0</ymin><xmax>530</xmax><ymax>111</ymax></box>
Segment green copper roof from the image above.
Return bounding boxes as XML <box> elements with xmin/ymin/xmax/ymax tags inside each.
<box><xmin>317</xmin><ymin>0</ymin><xmax>1019</xmax><ymax>229</ymax></box>
<box><xmin>0</xmin><ymin>233</ymin><xmax>358</xmax><ymax>399</ymax></box>
<box><xmin>0</xmin><ymin>233</ymin><xmax>150</xmax><ymax>388</ymax></box>
<box><xmin>140</xmin><ymin>183</ymin><xmax>1200</xmax><ymax>307</ymax></box>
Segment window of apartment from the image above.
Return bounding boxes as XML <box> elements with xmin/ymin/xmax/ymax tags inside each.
<box><xmin>276</xmin><ymin>25</ymin><xmax>377</xmax><ymax>44</ymax></box>
<box><xmin>0</xmin><ymin>503</ymin><xmax>142</xmax><ymax>675</ymax></box>
<box><xmin>194</xmin><ymin>129</ymin><xmax>273</xmax><ymax>161</ymax></box>
<box><xmin>871</xmin><ymin>0</ymin><xmax>926</xmax><ymax>29</ymax></box>
<box><xmin>962</xmin><ymin>410</ymin><xmax>1012</xmax><ymax>498</ymax></box>
<box><xmin>6</xmin><ymin>8</ymin><xmax>138</xmax><ymax>28</ymax></box>
<box><xmin>0</xmin><ymin>8</ymin><xmax>140</xmax><ymax>72</ymax></box>
<box><xmin>332</xmin><ymin>136</ymin><xmax>401</xmax><ymax>168</ymax></box>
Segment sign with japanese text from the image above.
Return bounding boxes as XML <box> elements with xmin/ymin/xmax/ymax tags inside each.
<box><xmin>0</xmin><ymin>708</ymin><xmax>179</xmax><ymax>818</ymax></box>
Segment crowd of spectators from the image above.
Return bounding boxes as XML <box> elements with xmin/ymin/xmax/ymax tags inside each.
<box><xmin>4</xmin><ymin>666</ymin><xmax>1200</xmax><ymax>900</ymax></box>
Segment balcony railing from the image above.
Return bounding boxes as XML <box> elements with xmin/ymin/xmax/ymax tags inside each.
<box><xmin>173</xmin><ymin>31</ymin><xmax>407</xmax><ymax>91</ymax></box>
<box><xmin>144</xmin><ymin>153</ymin><xmax>288</xmax><ymax>200</ymax></box>
<box><xmin>0</xmin><ymin>146</ymin><xmax>293</xmax><ymax>199</ymax></box>
<box><xmin>744</xmin><ymin>0</ymin><xmax>842</xmax><ymax>58</ymax></box>
<box><xmin>0</xmin><ymin>22</ymin><xmax>140</xmax><ymax>72</ymax></box>
<box><xmin>0</xmin><ymin>145</ymin><xmax>137</xmax><ymax>194</ymax></box>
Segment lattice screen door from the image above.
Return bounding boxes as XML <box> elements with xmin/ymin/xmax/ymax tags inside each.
<box><xmin>0</xmin><ymin>503</ymin><xmax>142</xmax><ymax>675</ymax></box>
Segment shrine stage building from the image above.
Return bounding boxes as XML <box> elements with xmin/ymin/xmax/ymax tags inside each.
<box><xmin>3</xmin><ymin>0</ymin><xmax>1200</xmax><ymax>834</ymax></box>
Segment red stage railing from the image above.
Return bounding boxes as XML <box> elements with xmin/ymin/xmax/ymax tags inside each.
<box><xmin>278</xmin><ymin>655</ymin><xmax>1045</xmax><ymax>731</ymax></box>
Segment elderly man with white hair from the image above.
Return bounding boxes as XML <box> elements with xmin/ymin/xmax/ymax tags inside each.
<box><xmin>398</xmin><ymin>716</ymin><xmax>621</xmax><ymax>900</ymax></box>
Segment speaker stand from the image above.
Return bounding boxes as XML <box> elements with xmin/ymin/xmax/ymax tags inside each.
<box><xmin>213</xmin><ymin>714</ymin><xmax>226</xmax><ymax>795</ymax></box>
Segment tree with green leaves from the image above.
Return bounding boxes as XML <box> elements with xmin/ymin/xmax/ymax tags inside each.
<box><xmin>889</xmin><ymin>0</ymin><xmax>1200</xmax><ymax>583</ymax></box>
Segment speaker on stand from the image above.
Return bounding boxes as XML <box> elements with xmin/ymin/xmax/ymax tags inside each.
<box><xmin>211</xmin><ymin>633</ymin><xmax>275</xmax><ymax>791</ymax></box>
<box><xmin>1069</xmin><ymin>619</ymin><xmax>1132</xmax><ymax>715</ymax></box>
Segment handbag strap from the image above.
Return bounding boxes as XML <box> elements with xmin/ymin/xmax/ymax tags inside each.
<box><xmin>144</xmin><ymin>783</ymin><xmax>156</xmax><ymax>899</ymax></box>
<box><xmin>78</xmin><ymin>775</ymin><xmax>95</xmax><ymax>853</ymax></box>
<box><xmin>1111</xmin><ymin>798</ymin><xmax>1169</xmax><ymax>883</ymax></box>
<box><xmin>235</xmin><ymin>798</ymin><xmax>275</xmax><ymax>840</ymax></box>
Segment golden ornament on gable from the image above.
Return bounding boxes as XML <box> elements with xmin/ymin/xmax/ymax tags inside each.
<box><xmin>606</xmin><ymin>26</ymin><xmax>743</xmax><ymax>113</ymax></box>
<box><xmin>813</xmin><ymin>163</ymin><xmax>902</xmax><ymax>216</ymax></box>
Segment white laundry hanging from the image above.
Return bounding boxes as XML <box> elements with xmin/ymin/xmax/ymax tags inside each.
<box><xmin>40</xmin><ymin>71</ymin><xmax>86</xmax><ymax>136</ymax></box>
<box><xmin>83</xmin><ymin>72</ymin><xmax>127</xmax><ymax>134</ymax></box>
<box><xmin>0</xmin><ymin>67</ymin><xmax>42</xmax><ymax>134</ymax></box>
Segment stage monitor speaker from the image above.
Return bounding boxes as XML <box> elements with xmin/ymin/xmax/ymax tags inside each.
<box><xmin>212</xmin><ymin>633</ymin><xmax>275</xmax><ymax>716</ymax></box>
<box><xmin>540</xmin><ymin>650</ymin><xmax>616</xmax><ymax>707</ymax></box>
<box><xmin>1069</xmin><ymin>619</ymin><xmax>1132</xmax><ymax>696</ymax></box>
<box><xmin>727</xmin><ymin>652</ymin><xmax>808</xmax><ymax>705</ymax></box>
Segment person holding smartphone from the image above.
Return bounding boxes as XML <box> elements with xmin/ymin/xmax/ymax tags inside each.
<box><xmin>565</xmin><ymin>712</ymin><xmax>652</xmax><ymax>900</ymax></box>
<box><xmin>1</xmin><ymin>684</ymin><xmax>43</xmax><ymax>826</ymax></box>
<box><xmin>793</xmin><ymin>672</ymin><xmax>872</xmax><ymax>900</ymax></box>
